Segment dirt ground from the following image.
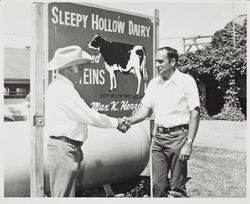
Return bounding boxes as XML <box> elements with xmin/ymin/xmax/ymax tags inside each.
<box><xmin>194</xmin><ymin>120</ymin><xmax>246</xmax><ymax>152</ymax></box>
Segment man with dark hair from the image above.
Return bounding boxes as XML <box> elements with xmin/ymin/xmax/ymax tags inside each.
<box><xmin>122</xmin><ymin>46</ymin><xmax>200</xmax><ymax>197</ymax></box>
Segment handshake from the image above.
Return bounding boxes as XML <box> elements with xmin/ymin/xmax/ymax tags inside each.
<box><xmin>117</xmin><ymin>117</ymin><xmax>131</xmax><ymax>133</ymax></box>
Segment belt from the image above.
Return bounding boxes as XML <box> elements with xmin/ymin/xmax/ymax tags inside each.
<box><xmin>156</xmin><ymin>124</ymin><xmax>188</xmax><ymax>134</ymax></box>
<box><xmin>49</xmin><ymin>136</ymin><xmax>83</xmax><ymax>147</ymax></box>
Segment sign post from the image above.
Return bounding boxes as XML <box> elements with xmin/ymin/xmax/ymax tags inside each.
<box><xmin>30</xmin><ymin>2</ymin><xmax>46</xmax><ymax>197</ymax></box>
<box><xmin>149</xmin><ymin>8</ymin><xmax>160</xmax><ymax>197</ymax></box>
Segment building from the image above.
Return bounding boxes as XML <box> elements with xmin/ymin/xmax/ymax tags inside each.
<box><xmin>4</xmin><ymin>47</ymin><xmax>30</xmax><ymax>103</ymax></box>
<box><xmin>4</xmin><ymin>47</ymin><xmax>30</xmax><ymax>121</ymax></box>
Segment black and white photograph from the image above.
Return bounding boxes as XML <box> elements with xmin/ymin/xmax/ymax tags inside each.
<box><xmin>1</xmin><ymin>0</ymin><xmax>248</xmax><ymax>201</ymax></box>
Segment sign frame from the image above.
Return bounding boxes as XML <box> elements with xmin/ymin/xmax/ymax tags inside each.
<box><xmin>47</xmin><ymin>2</ymin><xmax>156</xmax><ymax>118</ymax></box>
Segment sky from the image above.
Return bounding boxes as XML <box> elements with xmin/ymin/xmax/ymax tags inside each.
<box><xmin>2</xmin><ymin>0</ymin><xmax>248</xmax><ymax>54</ymax></box>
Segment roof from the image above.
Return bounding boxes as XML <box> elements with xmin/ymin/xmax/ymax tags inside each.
<box><xmin>4</xmin><ymin>47</ymin><xmax>30</xmax><ymax>82</ymax></box>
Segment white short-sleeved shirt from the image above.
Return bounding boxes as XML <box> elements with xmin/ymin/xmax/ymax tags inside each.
<box><xmin>45</xmin><ymin>74</ymin><xmax>118</xmax><ymax>142</ymax></box>
<box><xmin>141</xmin><ymin>69</ymin><xmax>200</xmax><ymax>128</ymax></box>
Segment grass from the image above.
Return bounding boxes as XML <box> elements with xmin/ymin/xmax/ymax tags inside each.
<box><xmin>187</xmin><ymin>145</ymin><xmax>247</xmax><ymax>197</ymax></box>
<box><xmin>76</xmin><ymin>145</ymin><xmax>247</xmax><ymax>197</ymax></box>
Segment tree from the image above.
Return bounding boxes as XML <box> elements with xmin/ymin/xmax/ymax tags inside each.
<box><xmin>178</xmin><ymin>17</ymin><xmax>246</xmax><ymax>121</ymax></box>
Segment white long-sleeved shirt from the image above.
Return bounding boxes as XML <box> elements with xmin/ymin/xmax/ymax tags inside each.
<box><xmin>45</xmin><ymin>74</ymin><xmax>118</xmax><ymax>142</ymax></box>
<box><xmin>141</xmin><ymin>69</ymin><xmax>200</xmax><ymax>128</ymax></box>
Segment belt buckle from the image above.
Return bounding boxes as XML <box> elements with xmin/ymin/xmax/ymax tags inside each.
<box><xmin>166</xmin><ymin>128</ymin><xmax>170</xmax><ymax>134</ymax></box>
<box><xmin>158</xmin><ymin>127</ymin><xmax>163</xmax><ymax>134</ymax></box>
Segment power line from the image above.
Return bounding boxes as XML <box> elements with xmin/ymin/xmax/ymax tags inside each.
<box><xmin>183</xmin><ymin>35</ymin><xmax>212</xmax><ymax>53</ymax></box>
<box><xmin>160</xmin><ymin>33</ymin><xmax>213</xmax><ymax>41</ymax></box>
<box><xmin>204</xmin><ymin>4</ymin><xmax>224</xmax><ymax>35</ymax></box>
<box><xmin>4</xmin><ymin>32</ymin><xmax>31</xmax><ymax>36</ymax></box>
<box><xmin>160</xmin><ymin>36</ymin><xmax>184</xmax><ymax>40</ymax></box>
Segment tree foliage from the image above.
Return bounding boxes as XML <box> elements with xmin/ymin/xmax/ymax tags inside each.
<box><xmin>178</xmin><ymin>17</ymin><xmax>246</xmax><ymax>121</ymax></box>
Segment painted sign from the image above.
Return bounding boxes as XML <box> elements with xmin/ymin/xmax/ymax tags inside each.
<box><xmin>48</xmin><ymin>2</ymin><xmax>154</xmax><ymax>117</ymax></box>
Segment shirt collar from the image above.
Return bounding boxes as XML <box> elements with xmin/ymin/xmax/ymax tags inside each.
<box><xmin>158</xmin><ymin>69</ymin><xmax>182</xmax><ymax>86</ymax></box>
<box><xmin>57</xmin><ymin>74</ymin><xmax>74</xmax><ymax>88</ymax></box>
<box><xmin>171</xmin><ymin>69</ymin><xmax>183</xmax><ymax>85</ymax></box>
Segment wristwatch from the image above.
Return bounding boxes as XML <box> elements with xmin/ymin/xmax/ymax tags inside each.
<box><xmin>186</xmin><ymin>138</ymin><xmax>193</xmax><ymax>144</ymax></box>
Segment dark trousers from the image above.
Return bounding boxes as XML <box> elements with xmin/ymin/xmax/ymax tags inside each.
<box><xmin>152</xmin><ymin>128</ymin><xmax>188</xmax><ymax>197</ymax></box>
<box><xmin>46</xmin><ymin>137</ymin><xmax>83</xmax><ymax>197</ymax></box>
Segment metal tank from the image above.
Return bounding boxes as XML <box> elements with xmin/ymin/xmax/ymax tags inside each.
<box><xmin>4</xmin><ymin>121</ymin><xmax>151</xmax><ymax>197</ymax></box>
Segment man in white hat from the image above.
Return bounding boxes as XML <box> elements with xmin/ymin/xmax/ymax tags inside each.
<box><xmin>45</xmin><ymin>45</ymin><xmax>129</xmax><ymax>197</ymax></box>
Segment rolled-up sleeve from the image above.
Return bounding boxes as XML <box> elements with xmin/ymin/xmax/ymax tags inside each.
<box><xmin>184</xmin><ymin>76</ymin><xmax>200</xmax><ymax>111</ymax></box>
<box><xmin>141</xmin><ymin>79</ymin><xmax>154</xmax><ymax>109</ymax></box>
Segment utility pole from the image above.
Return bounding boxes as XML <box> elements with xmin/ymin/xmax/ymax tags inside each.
<box><xmin>150</xmin><ymin>8</ymin><xmax>159</xmax><ymax>198</ymax></box>
<box><xmin>232</xmin><ymin>2</ymin><xmax>236</xmax><ymax>49</ymax></box>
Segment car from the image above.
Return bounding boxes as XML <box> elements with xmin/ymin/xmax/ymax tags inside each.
<box><xmin>4</xmin><ymin>102</ymin><xmax>29</xmax><ymax>122</ymax></box>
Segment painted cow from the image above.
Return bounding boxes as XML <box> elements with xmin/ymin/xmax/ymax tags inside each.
<box><xmin>88</xmin><ymin>35</ymin><xmax>148</xmax><ymax>95</ymax></box>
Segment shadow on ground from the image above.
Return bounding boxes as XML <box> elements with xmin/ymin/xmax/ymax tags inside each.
<box><xmin>76</xmin><ymin>176</ymin><xmax>150</xmax><ymax>197</ymax></box>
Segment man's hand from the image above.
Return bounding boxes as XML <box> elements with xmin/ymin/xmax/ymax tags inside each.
<box><xmin>117</xmin><ymin>117</ymin><xmax>131</xmax><ymax>133</ymax></box>
<box><xmin>179</xmin><ymin>142</ymin><xmax>192</xmax><ymax>161</ymax></box>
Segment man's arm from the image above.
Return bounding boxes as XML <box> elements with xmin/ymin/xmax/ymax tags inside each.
<box><xmin>186</xmin><ymin>106</ymin><xmax>200</xmax><ymax>142</ymax></box>
<box><xmin>117</xmin><ymin>104</ymin><xmax>151</xmax><ymax>133</ymax></box>
<box><xmin>61</xmin><ymin>87</ymin><xmax>119</xmax><ymax>128</ymax></box>
<box><xmin>127</xmin><ymin>104</ymin><xmax>151</xmax><ymax>125</ymax></box>
<box><xmin>179</xmin><ymin>106</ymin><xmax>200</xmax><ymax>161</ymax></box>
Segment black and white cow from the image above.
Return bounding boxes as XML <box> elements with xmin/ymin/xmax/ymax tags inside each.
<box><xmin>88</xmin><ymin>34</ymin><xmax>148</xmax><ymax>95</ymax></box>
